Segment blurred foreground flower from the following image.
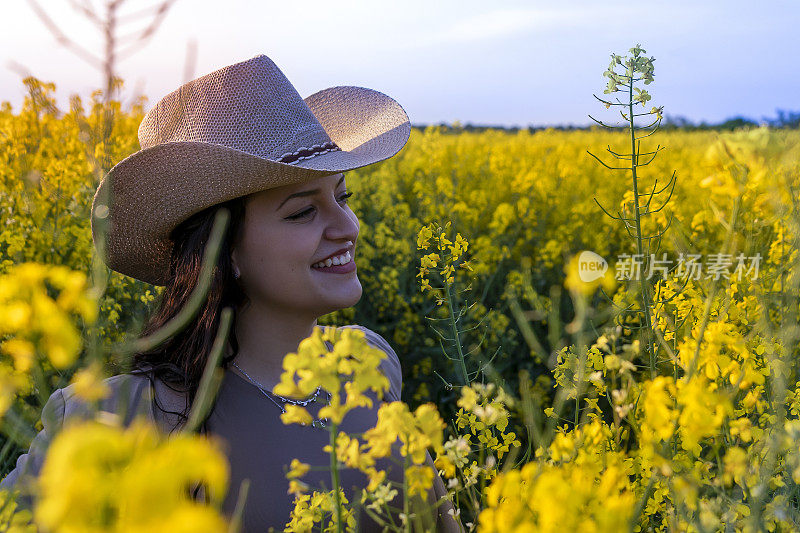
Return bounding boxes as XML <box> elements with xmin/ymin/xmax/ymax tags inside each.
<box><xmin>0</xmin><ymin>263</ymin><xmax>98</xmax><ymax>415</ymax></box>
<box><xmin>564</xmin><ymin>251</ymin><xmax>617</xmax><ymax>298</ymax></box>
<box><xmin>35</xmin><ymin>417</ymin><xmax>230</xmax><ymax>533</ymax></box>
<box><xmin>68</xmin><ymin>360</ymin><xmax>111</xmax><ymax>402</ymax></box>
<box><xmin>0</xmin><ymin>489</ymin><xmax>35</xmax><ymax>532</ymax></box>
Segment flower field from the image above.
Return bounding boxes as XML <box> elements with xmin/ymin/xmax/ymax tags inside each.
<box><xmin>0</xmin><ymin>67</ymin><xmax>799</xmax><ymax>531</ymax></box>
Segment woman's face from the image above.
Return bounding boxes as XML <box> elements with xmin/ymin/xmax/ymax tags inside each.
<box><xmin>231</xmin><ymin>172</ymin><xmax>362</xmax><ymax>318</ymax></box>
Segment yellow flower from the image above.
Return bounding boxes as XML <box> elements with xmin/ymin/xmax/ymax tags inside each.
<box><xmin>451</xmin><ymin>232</ymin><xmax>469</xmax><ymax>257</ymax></box>
<box><xmin>1</xmin><ymin>302</ymin><xmax>31</xmax><ymax>331</ymax></box>
<box><xmin>1</xmin><ymin>339</ymin><xmax>35</xmax><ymax>373</ymax></box>
<box><xmin>457</xmin><ymin>385</ymin><xmax>478</xmax><ymax>412</ymax></box>
<box><xmin>434</xmin><ymin>455</ymin><xmax>456</xmax><ymax>478</ymax></box>
<box><xmin>0</xmin><ymin>263</ymin><xmax>97</xmax><ymax>372</ymax></box>
<box><xmin>35</xmin><ymin>417</ymin><xmax>229</xmax><ymax>532</ymax></box>
<box><xmin>420</xmin><ymin>252</ymin><xmax>440</xmax><ymax>269</ymax></box>
<box><xmin>274</xmin><ymin>326</ymin><xmax>390</xmax><ymax>426</ymax></box>
<box><xmin>722</xmin><ymin>446</ymin><xmax>748</xmax><ymax>486</ymax></box>
<box><xmin>363</xmin><ymin>401</ymin><xmax>445</xmax><ymax>474</ymax></box>
<box><xmin>676</xmin><ymin>376</ymin><xmax>732</xmax><ymax>454</ymax></box>
<box><xmin>563</xmin><ymin>252</ymin><xmax>617</xmax><ymax>297</ymax></box>
<box><xmin>640</xmin><ymin>376</ymin><xmax>678</xmax><ymax>442</ymax></box>
<box><xmin>280</xmin><ymin>405</ymin><xmax>313</xmax><ymax>426</ymax></box>
<box><xmin>405</xmin><ymin>465</ymin><xmax>434</xmax><ymax>498</ymax></box>
<box><xmin>729</xmin><ymin>417</ymin><xmax>753</xmax><ymax>442</ymax></box>
<box><xmin>69</xmin><ymin>360</ymin><xmax>110</xmax><ymax>402</ymax></box>
<box><xmin>286</xmin><ymin>489</ymin><xmax>354</xmax><ymax>532</ymax></box>
<box><xmin>286</xmin><ymin>459</ymin><xmax>310</xmax><ymax>480</ymax></box>
<box><xmin>478</xmin><ymin>452</ymin><xmax>635</xmax><ymax>532</ymax></box>
<box><xmin>287</xmin><ymin>479</ymin><xmax>309</xmax><ymax>496</ymax></box>
<box><xmin>420</xmin><ymin>278</ymin><xmax>433</xmax><ymax>293</ymax></box>
<box><xmin>364</xmin><ymin>483</ymin><xmax>397</xmax><ymax>511</ymax></box>
<box><xmin>325</xmin><ymin>432</ymin><xmax>377</xmax><ymax>475</ymax></box>
<box><xmin>417</xmin><ymin>225</ymin><xmax>435</xmax><ymax>250</ymax></box>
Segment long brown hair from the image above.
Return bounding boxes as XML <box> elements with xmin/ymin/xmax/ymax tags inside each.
<box><xmin>130</xmin><ymin>196</ymin><xmax>248</xmax><ymax>434</ymax></box>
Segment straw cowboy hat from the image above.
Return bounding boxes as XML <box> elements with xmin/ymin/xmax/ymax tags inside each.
<box><xmin>90</xmin><ymin>53</ymin><xmax>411</xmax><ymax>287</ymax></box>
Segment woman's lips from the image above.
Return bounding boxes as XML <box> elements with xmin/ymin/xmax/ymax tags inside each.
<box><xmin>311</xmin><ymin>257</ymin><xmax>356</xmax><ymax>274</ymax></box>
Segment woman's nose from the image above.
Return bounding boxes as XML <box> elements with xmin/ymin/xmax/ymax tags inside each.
<box><xmin>323</xmin><ymin>201</ymin><xmax>359</xmax><ymax>241</ymax></box>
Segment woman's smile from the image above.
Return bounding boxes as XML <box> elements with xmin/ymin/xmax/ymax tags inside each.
<box><xmin>311</xmin><ymin>251</ymin><xmax>356</xmax><ymax>274</ymax></box>
<box><xmin>311</xmin><ymin>244</ymin><xmax>356</xmax><ymax>273</ymax></box>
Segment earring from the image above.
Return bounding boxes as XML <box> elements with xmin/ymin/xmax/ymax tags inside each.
<box><xmin>233</xmin><ymin>266</ymin><xmax>241</xmax><ymax>279</ymax></box>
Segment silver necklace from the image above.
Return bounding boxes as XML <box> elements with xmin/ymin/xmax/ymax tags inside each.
<box><xmin>231</xmin><ymin>361</ymin><xmax>330</xmax><ymax>429</ymax></box>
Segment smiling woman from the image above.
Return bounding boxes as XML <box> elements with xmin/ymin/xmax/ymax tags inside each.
<box><xmin>228</xmin><ymin>172</ymin><xmax>364</xmax><ymax>391</ymax></box>
<box><xmin>0</xmin><ymin>53</ymin><xmax>459</xmax><ymax>531</ymax></box>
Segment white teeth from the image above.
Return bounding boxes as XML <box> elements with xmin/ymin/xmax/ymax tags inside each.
<box><xmin>313</xmin><ymin>251</ymin><xmax>351</xmax><ymax>269</ymax></box>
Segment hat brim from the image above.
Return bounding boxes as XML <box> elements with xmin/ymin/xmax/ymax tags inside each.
<box><xmin>91</xmin><ymin>85</ymin><xmax>411</xmax><ymax>286</ymax></box>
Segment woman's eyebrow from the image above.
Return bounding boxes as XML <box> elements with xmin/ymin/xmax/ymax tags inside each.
<box><xmin>276</xmin><ymin>175</ymin><xmax>345</xmax><ymax>211</ymax></box>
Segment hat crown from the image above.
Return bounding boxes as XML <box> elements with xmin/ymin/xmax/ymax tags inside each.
<box><xmin>93</xmin><ymin>53</ymin><xmax>412</xmax><ymax>286</ymax></box>
<box><xmin>137</xmin><ymin>54</ymin><xmax>333</xmax><ymax>161</ymax></box>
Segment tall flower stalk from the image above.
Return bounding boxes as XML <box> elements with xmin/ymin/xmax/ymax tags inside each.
<box><xmin>587</xmin><ymin>44</ymin><xmax>677</xmax><ymax>377</ymax></box>
<box><xmin>417</xmin><ymin>221</ymin><xmax>498</xmax><ymax>388</ymax></box>
<box><xmin>277</xmin><ymin>326</ymin><xmax>390</xmax><ymax>532</ymax></box>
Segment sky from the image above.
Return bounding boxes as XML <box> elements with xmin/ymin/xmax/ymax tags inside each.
<box><xmin>1</xmin><ymin>0</ymin><xmax>798</xmax><ymax>128</ymax></box>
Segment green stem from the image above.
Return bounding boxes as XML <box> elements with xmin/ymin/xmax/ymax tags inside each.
<box><xmin>403</xmin><ymin>455</ymin><xmax>411</xmax><ymax>533</ymax></box>
<box><xmin>628</xmin><ymin>76</ymin><xmax>656</xmax><ymax>377</ymax></box>
<box><xmin>444</xmin><ymin>276</ymin><xmax>469</xmax><ymax>386</ymax></box>
<box><xmin>329</xmin><ymin>424</ymin><xmax>343</xmax><ymax>533</ymax></box>
<box><xmin>574</xmin><ymin>388</ymin><xmax>580</xmax><ymax>428</ymax></box>
<box><xmin>183</xmin><ymin>307</ymin><xmax>232</xmax><ymax>434</ymax></box>
<box><xmin>227</xmin><ymin>479</ymin><xmax>250</xmax><ymax>533</ymax></box>
<box><xmin>114</xmin><ymin>208</ymin><xmax>230</xmax><ymax>357</ymax></box>
<box><xmin>479</xmin><ymin>444</ymin><xmax>486</xmax><ymax>507</ymax></box>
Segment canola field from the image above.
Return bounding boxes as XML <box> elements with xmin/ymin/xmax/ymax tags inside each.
<box><xmin>0</xmin><ymin>76</ymin><xmax>799</xmax><ymax>531</ymax></box>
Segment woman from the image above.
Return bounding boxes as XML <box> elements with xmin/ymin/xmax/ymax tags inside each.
<box><xmin>1</xmin><ymin>54</ymin><xmax>459</xmax><ymax>531</ymax></box>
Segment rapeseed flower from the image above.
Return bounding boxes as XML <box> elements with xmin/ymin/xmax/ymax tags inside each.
<box><xmin>478</xmin><ymin>453</ymin><xmax>635</xmax><ymax>532</ymax></box>
<box><xmin>35</xmin><ymin>417</ymin><xmax>229</xmax><ymax>532</ymax></box>
<box><xmin>274</xmin><ymin>326</ymin><xmax>389</xmax><ymax>425</ymax></box>
<box><xmin>285</xmin><ymin>489</ymin><xmax>354</xmax><ymax>533</ymax></box>
<box><xmin>68</xmin><ymin>360</ymin><xmax>110</xmax><ymax>402</ymax></box>
<box><xmin>0</xmin><ymin>263</ymin><xmax>98</xmax><ymax>415</ymax></box>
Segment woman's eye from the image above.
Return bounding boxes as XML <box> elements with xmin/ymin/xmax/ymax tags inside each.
<box><xmin>286</xmin><ymin>192</ymin><xmax>354</xmax><ymax>221</ymax></box>
<box><xmin>287</xmin><ymin>209</ymin><xmax>313</xmax><ymax>221</ymax></box>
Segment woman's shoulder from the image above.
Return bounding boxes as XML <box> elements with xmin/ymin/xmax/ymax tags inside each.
<box><xmin>60</xmin><ymin>370</ymin><xmax>191</xmax><ymax>435</ymax></box>
<box><xmin>0</xmin><ymin>372</ymin><xmax>157</xmax><ymax>497</ymax></box>
<box><xmin>57</xmin><ymin>372</ymin><xmax>154</xmax><ymax>426</ymax></box>
<box><xmin>322</xmin><ymin>324</ymin><xmax>403</xmax><ymax>403</ymax></box>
